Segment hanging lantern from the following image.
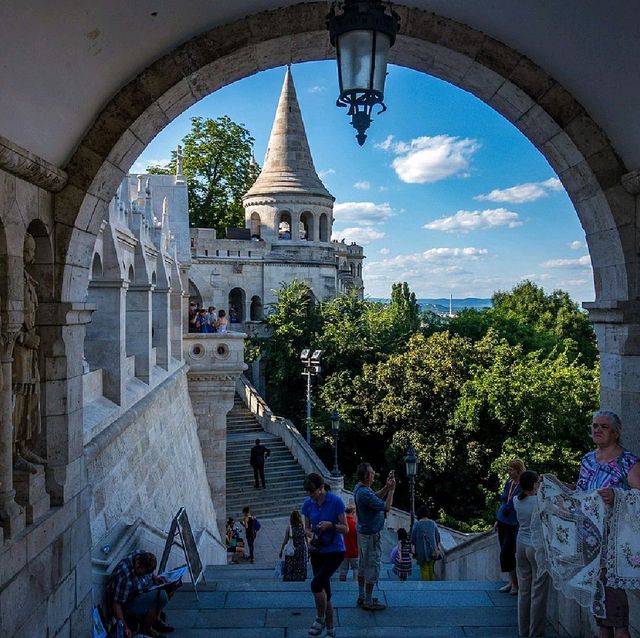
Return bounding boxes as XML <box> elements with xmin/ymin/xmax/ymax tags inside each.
<box><xmin>327</xmin><ymin>0</ymin><xmax>400</xmax><ymax>145</ymax></box>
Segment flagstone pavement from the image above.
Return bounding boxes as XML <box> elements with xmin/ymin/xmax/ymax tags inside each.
<box><xmin>164</xmin><ymin>516</ymin><xmax>559</xmax><ymax>637</ymax></box>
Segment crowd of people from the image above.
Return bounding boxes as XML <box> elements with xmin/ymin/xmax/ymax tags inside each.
<box><xmin>496</xmin><ymin>410</ymin><xmax>640</xmax><ymax>638</ymax></box>
<box><xmin>104</xmin><ymin>409</ymin><xmax>639</xmax><ymax>638</ymax></box>
<box><xmin>188</xmin><ymin>302</ymin><xmax>228</xmax><ymax>333</ymax></box>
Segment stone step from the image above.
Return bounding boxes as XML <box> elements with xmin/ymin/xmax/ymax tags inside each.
<box><xmin>227</xmin><ymin>464</ymin><xmax>302</xmax><ymax>478</ymax></box>
<box><xmin>226</xmin><ymin>485</ymin><xmax>307</xmax><ymax>501</ymax></box>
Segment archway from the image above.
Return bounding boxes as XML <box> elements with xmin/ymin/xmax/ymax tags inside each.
<box><xmin>319</xmin><ymin>213</ymin><xmax>329</xmax><ymax>243</ymax></box>
<box><xmin>250</xmin><ymin>295</ymin><xmax>264</xmax><ymax>321</ymax></box>
<box><xmin>278</xmin><ymin>211</ymin><xmax>292</xmax><ymax>240</ymax></box>
<box><xmin>228</xmin><ymin>287</ymin><xmax>245</xmax><ymax>323</ymax></box>
<box><xmin>250</xmin><ymin>211</ymin><xmax>261</xmax><ymax>239</ymax></box>
<box><xmin>53</xmin><ymin>1</ymin><xmax>640</xmax><ymax>487</ymax></box>
<box><xmin>299</xmin><ymin>211</ymin><xmax>314</xmax><ymax>241</ymax></box>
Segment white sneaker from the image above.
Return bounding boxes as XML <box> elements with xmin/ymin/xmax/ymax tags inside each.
<box><xmin>308</xmin><ymin>618</ymin><xmax>326</xmax><ymax>636</ymax></box>
<box><xmin>499</xmin><ymin>583</ymin><xmax>511</xmax><ymax>592</ymax></box>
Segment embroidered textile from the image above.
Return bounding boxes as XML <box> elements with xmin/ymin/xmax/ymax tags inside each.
<box><xmin>605</xmin><ymin>488</ymin><xmax>640</xmax><ymax>590</ymax></box>
<box><xmin>532</xmin><ymin>475</ymin><xmax>607</xmax><ymax>617</ymax></box>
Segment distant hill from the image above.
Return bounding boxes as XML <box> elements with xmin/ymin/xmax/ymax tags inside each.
<box><xmin>370</xmin><ymin>297</ymin><xmax>492</xmax><ymax>315</ymax></box>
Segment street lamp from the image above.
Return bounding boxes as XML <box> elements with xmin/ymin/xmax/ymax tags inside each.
<box><xmin>330</xmin><ymin>410</ymin><xmax>341</xmax><ymax>477</ymax></box>
<box><xmin>301</xmin><ymin>349</ymin><xmax>322</xmax><ymax>443</ymax></box>
<box><xmin>327</xmin><ymin>0</ymin><xmax>400</xmax><ymax>145</ymax></box>
<box><xmin>404</xmin><ymin>443</ymin><xmax>417</xmax><ymax>529</ymax></box>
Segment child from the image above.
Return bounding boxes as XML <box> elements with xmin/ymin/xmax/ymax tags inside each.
<box><xmin>339</xmin><ymin>501</ymin><xmax>358</xmax><ymax>581</ymax></box>
<box><xmin>392</xmin><ymin>528</ymin><xmax>413</xmax><ymax>581</ymax></box>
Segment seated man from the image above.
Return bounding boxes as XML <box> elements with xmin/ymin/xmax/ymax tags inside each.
<box><xmin>107</xmin><ymin>550</ymin><xmax>177</xmax><ymax>637</ymax></box>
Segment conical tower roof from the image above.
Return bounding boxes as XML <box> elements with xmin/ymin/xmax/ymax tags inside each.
<box><xmin>243</xmin><ymin>66</ymin><xmax>333</xmax><ymax>200</ymax></box>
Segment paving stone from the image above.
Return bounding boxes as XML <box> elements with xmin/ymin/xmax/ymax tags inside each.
<box><xmin>193</xmin><ymin>608</ymin><xmax>267</xmax><ymax>628</ymax></box>
<box><xmin>384</xmin><ymin>590</ymin><xmax>493</xmax><ymax>608</ymax></box>
<box><xmin>168</xmin><ymin>590</ymin><xmax>227</xmax><ymax>609</ymax></box>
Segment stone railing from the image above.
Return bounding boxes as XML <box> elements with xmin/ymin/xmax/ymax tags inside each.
<box><xmin>236</xmin><ymin>375</ymin><xmax>343</xmax><ymax>491</ymax></box>
<box><xmin>183</xmin><ymin>331</ymin><xmax>247</xmax><ymax>374</ymax></box>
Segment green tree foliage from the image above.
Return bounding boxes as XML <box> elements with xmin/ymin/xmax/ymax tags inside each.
<box><xmin>450</xmin><ymin>280</ymin><xmax>597</xmax><ymax>365</ymax></box>
<box><xmin>257</xmin><ymin>279</ymin><xmax>599</xmax><ymax>528</ymax></box>
<box><xmin>148</xmin><ymin>116</ymin><xmax>261</xmax><ymax>236</ymax></box>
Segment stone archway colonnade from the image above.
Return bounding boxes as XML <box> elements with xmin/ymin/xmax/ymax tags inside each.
<box><xmin>0</xmin><ymin>3</ymin><xmax>638</xmax><ymax>636</ymax></box>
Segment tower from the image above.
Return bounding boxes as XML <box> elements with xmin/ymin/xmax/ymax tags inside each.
<box><xmin>242</xmin><ymin>66</ymin><xmax>335</xmax><ymax>244</ymax></box>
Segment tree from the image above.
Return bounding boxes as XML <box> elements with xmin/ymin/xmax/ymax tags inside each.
<box><xmin>148</xmin><ymin>116</ymin><xmax>261</xmax><ymax>236</ymax></box>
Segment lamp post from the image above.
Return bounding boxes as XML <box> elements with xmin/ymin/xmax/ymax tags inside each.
<box><xmin>404</xmin><ymin>443</ymin><xmax>417</xmax><ymax>529</ymax></box>
<box><xmin>330</xmin><ymin>410</ymin><xmax>341</xmax><ymax>477</ymax></box>
<box><xmin>300</xmin><ymin>349</ymin><xmax>322</xmax><ymax>444</ymax></box>
<box><xmin>327</xmin><ymin>0</ymin><xmax>400</xmax><ymax>145</ymax></box>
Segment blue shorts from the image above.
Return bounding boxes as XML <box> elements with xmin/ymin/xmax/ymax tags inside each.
<box><xmin>123</xmin><ymin>589</ymin><xmax>169</xmax><ymax>618</ymax></box>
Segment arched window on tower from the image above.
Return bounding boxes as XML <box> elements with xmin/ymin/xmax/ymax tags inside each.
<box><xmin>228</xmin><ymin>287</ymin><xmax>245</xmax><ymax>323</ymax></box>
<box><xmin>250</xmin><ymin>295</ymin><xmax>264</xmax><ymax>321</ymax></box>
<box><xmin>278</xmin><ymin>211</ymin><xmax>292</xmax><ymax>240</ymax></box>
<box><xmin>250</xmin><ymin>212</ymin><xmax>261</xmax><ymax>239</ymax></box>
<box><xmin>319</xmin><ymin>213</ymin><xmax>328</xmax><ymax>242</ymax></box>
<box><xmin>349</xmin><ymin>262</ymin><xmax>355</xmax><ymax>276</ymax></box>
<box><xmin>300</xmin><ymin>211</ymin><xmax>314</xmax><ymax>241</ymax></box>
<box><xmin>357</xmin><ymin>263</ymin><xmax>362</xmax><ymax>277</ymax></box>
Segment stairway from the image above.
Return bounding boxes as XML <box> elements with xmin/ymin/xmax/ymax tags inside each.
<box><xmin>226</xmin><ymin>395</ymin><xmax>308</xmax><ymax>520</ymax></box>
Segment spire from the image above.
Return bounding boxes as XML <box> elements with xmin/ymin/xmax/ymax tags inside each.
<box><xmin>244</xmin><ymin>66</ymin><xmax>332</xmax><ymax>200</ymax></box>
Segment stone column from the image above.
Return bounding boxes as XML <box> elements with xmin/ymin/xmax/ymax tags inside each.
<box><xmin>126</xmin><ymin>283</ymin><xmax>152</xmax><ymax>383</ymax></box>
<box><xmin>152</xmin><ymin>285</ymin><xmax>170</xmax><ymax>370</ymax></box>
<box><xmin>0</xmin><ymin>333</ymin><xmax>25</xmax><ymax>537</ymax></box>
<box><xmin>585</xmin><ymin>300</ymin><xmax>640</xmax><ymax>453</ymax></box>
<box><xmin>184</xmin><ymin>333</ymin><xmax>247</xmax><ymax>533</ymax></box>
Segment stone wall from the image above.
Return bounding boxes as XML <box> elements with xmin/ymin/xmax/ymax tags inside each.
<box><xmin>85</xmin><ymin>366</ymin><xmax>224</xmax><ymax>581</ymax></box>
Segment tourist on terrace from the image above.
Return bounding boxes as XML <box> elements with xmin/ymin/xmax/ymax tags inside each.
<box><xmin>496</xmin><ymin>458</ymin><xmax>525</xmax><ymax>595</ymax></box>
<box><xmin>353</xmin><ymin>463</ymin><xmax>396</xmax><ymax>610</ymax></box>
<box><xmin>410</xmin><ymin>505</ymin><xmax>442</xmax><ymax>581</ymax></box>
<box><xmin>194</xmin><ymin>308</ymin><xmax>210</xmax><ymax>333</ymax></box>
<box><xmin>107</xmin><ymin>549</ymin><xmax>177</xmax><ymax>637</ymax></box>
<box><xmin>338</xmin><ymin>501</ymin><xmax>358</xmax><ymax>582</ymax></box>
<box><xmin>576</xmin><ymin>410</ymin><xmax>640</xmax><ymax>638</ymax></box>
<box><xmin>302</xmin><ymin>473</ymin><xmax>347</xmax><ymax>637</ymax></box>
<box><xmin>215</xmin><ymin>308</ymin><xmax>228</xmax><ymax>333</ymax></box>
<box><xmin>207</xmin><ymin>306</ymin><xmax>218</xmax><ymax>332</ymax></box>
<box><xmin>513</xmin><ymin>470</ymin><xmax>548</xmax><ymax>638</ymax></box>
<box><xmin>278</xmin><ymin>509</ymin><xmax>308</xmax><ymax>581</ymax></box>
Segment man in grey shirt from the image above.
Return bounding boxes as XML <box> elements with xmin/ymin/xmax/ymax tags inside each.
<box><xmin>353</xmin><ymin>462</ymin><xmax>396</xmax><ymax>610</ymax></box>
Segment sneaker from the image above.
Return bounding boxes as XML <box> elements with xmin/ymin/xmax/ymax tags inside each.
<box><xmin>326</xmin><ymin>629</ymin><xmax>336</xmax><ymax>637</ymax></box>
<box><xmin>356</xmin><ymin>596</ymin><xmax>364</xmax><ymax>606</ymax></box>
<box><xmin>362</xmin><ymin>600</ymin><xmax>386</xmax><ymax>611</ymax></box>
<box><xmin>308</xmin><ymin>618</ymin><xmax>326</xmax><ymax>636</ymax></box>
<box><xmin>153</xmin><ymin>619</ymin><xmax>175</xmax><ymax>633</ymax></box>
<box><xmin>499</xmin><ymin>583</ymin><xmax>511</xmax><ymax>593</ymax></box>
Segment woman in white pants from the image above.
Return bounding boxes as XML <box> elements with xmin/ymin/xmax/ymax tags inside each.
<box><xmin>513</xmin><ymin>470</ymin><xmax>549</xmax><ymax>638</ymax></box>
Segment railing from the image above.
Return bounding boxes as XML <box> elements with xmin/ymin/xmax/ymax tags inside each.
<box><xmin>236</xmin><ymin>375</ymin><xmax>343</xmax><ymax>491</ymax></box>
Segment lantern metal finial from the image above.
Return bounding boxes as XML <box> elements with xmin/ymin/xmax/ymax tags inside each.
<box><xmin>327</xmin><ymin>0</ymin><xmax>400</xmax><ymax>145</ymax></box>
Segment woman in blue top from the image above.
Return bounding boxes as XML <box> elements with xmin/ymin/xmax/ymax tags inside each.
<box><xmin>301</xmin><ymin>473</ymin><xmax>347</xmax><ymax>638</ymax></box>
<box><xmin>496</xmin><ymin>458</ymin><xmax>524</xmax><ymax>595</ymax></box>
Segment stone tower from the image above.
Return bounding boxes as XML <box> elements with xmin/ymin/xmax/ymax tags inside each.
<box><xmin>243</xmin><ymin>66</ymin><xmax>335</xmax><ymax>244</ymax></box>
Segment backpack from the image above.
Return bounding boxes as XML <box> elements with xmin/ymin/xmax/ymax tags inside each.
<box><xmin>254</xmin><ymin>517</ymin><xmax>261</xmax><ymax>532</ymax></box>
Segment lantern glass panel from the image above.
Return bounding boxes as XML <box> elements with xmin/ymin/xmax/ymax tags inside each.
<box><xmin>338</xmin><ymin>29</ymin><xmax>374</xmax><ymax>92</ymax></box>
<box><xmin>372</xmin><ymin>33</ymin><xmax>391</xmax><ymax>93</ymax></box>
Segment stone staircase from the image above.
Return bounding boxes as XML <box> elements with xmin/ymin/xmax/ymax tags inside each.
<box><xmin>226</xmin><ymin>395</ymin><xmax>308</xmax><ymax>520</ymax></box>
<box><xmin>164</xmin><ymin>560</ymin><xmax>558</xmax><ymax>637</ymax></box>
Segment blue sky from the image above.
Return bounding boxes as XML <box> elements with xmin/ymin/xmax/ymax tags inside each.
<box><xmin>133</xmin><ymin>61</ymin><xmax>594</xmax><ymax>303</ymax></box>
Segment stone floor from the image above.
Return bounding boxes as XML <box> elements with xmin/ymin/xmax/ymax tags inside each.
<box><xmin>161</xmin><ymin>516</ymin><xmax>559</xmax><ymax>637</ymax></box>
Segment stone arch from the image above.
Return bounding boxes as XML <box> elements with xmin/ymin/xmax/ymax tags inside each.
<box><xmin>188</xmin><ymin>279</ymin><xmax>203</xmax><ymax>309</ymax></box>
<box><xmin>250</xmin><ymin>212</ymin><xmax>261</xmax><ymax>239</ymax></box>
<box><xmin>57</xmin><ymin>3</ymin><xmax>633</xmax><ymax>311</ymax></box>
<box><xmin>319</xmin><ymin>213</ymin><xmax>329</xmax><ymax>243</ymax></box>
<box><xmin>299</xmin><ymin>211</ymin><xmax>314</xmax><ymax>241</ymax></box>
<box><xmin>278</xmin><ymin>211</ymin><xmax>292</xmax><ymax>240</ymax></box>
<box><xmin>349</xmin><ymin>262</ymin><xmax>355</xmax><ymax>277</ymax></box>
<box><xmin>228</xmin><ymin>287</ymin><xmax>245</xmax><ymax>323</ymax></box>
<box><xmin>250</xmin><ymin>295</ymin><xmax>263</xmax><ymax>321</ymax></box>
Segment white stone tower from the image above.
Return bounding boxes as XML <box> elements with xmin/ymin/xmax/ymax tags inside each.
<box><xmin>243</xmin><ymin>66</ymin><xmax>335</xmax><ymax>244</ymax></box>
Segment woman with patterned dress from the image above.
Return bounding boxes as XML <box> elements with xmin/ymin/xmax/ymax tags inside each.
<box><xmin>392</xmin><ymin>528</ymin><xmax>413</xmax><ymax>581</ymax></box>
<box><xmin>575</xmin><ymin>410</ymin><xmax>640</xmax><ymax>638</ymax></box>
<box><xmin>279</xmin><ymin>510</ymin><xmax>308</xmax><ymax>581</ymax></box>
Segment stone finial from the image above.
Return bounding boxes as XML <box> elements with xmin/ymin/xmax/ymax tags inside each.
<box><xmin>243</xmin><ymin>66</ymin><xmax>332</xmax><ymax>200</ymax></box>
<box><xmin>176</xmin><ymin>144</ymin><xmax>185</xmax><ymax>184</ymax></box>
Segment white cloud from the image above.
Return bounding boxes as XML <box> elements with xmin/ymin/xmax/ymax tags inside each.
<box><xmin>376</xmin><ymin>134</ymin><xmax>480</xmax><ymax>184</ymax></box>
<box><xmin>541</xmin><ymin>255</ymin><xmax>591</xmax><ymax>269</ymax></box>
<box><xmin>379</xmin><ymin>247</ymin><xmax>489</xmax><ymax>268</ymax></box>
<box><xmin>474</xmin><ymin>177</ymin><xmax>563</xmax><ymax>203</ymax></box>
<box><xmin>378</xmin><ymin>248</ymin><xmax>390</xmax><ymax>255</ymax></box>
<box><xmin>423</xmin><ymin>208</ymin><xmax>522</xmax><ymax>233</ymax></box>
<box><xmin>353</xmin><ymin>181</ymin><xmax>371</xmax><ymax>190</ymax></box>
<box><xmin>333</xmin><ymin>201</ymin><xmax>394</xmax><ymax>226</ymax></box>
<box><xmin>318</xmin><ymin>168</ymin><xmax>336</xmax><ymax>179</ymax></box>
<box><xmin>332</xmin><ymin>227</ymin><xmax>385</xmax><ymax>245</ymax></box>
<box><xmin>308</xmin><ymin>85</ymin><xmax>326</xmax><ymax>94</ymax></box>
<box><xmin>568</xmin><ymin>240</ymin><xmax>584</xmax><ymax>250</ymax></box>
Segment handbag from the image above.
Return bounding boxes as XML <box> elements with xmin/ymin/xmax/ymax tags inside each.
<box><xmin>284</xmin><ymin>526</ymin><xmax>296</xmax><ymax>557</ymax></box>
<box><xmin>275</xmin><ymin>559</ymin><xmax>284</xmax><ymax>578</ymax></box>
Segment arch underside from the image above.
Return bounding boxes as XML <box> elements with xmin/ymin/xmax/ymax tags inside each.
<box><xmin>56</xmin><ymin>2</ymin><xmax>636</xmax><ymax>307</ymax></box>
